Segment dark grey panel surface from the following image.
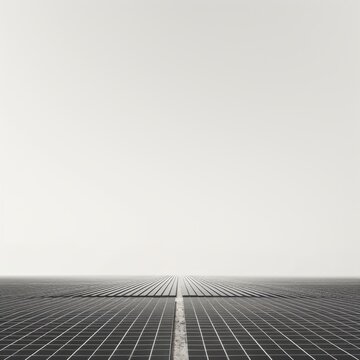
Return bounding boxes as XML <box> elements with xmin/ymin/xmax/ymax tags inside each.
<box><xmin>185</xmin><ymin>297</ymin><xmax>360</xmax><ymax>360</ymax></box>
<box><xmin>0</xmin><ymin>297</ymin><xmax>175</xmax><ymax>359</ymax></box>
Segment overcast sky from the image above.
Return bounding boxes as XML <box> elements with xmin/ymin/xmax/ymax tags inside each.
<box><xmin>0</xmin><ymin>0</ymin><xmax>359</xmax><ymax>276</ymax></box>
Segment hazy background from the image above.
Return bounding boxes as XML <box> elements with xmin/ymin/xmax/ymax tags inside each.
<box><xmin>1</xmin><ymin>0</ymin><xmax>359</xmax><ymax>276</ymax></box>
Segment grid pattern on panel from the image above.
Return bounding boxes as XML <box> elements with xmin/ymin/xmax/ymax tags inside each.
<box><xmin>0</xmin><ymin>297</ymin><xmax>175</xmax><ymax>359</ymax></box>
<box><xmin>185</xmin><ymin>297</ymin><xmax>360</xmax><ymax>360</ymax></box>
<box><xmin>47</xmin><ymin>276</ymin><xmax>178</xmax><ymax>298</ymax></box>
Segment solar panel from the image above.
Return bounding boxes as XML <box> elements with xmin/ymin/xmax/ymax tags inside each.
<box><xmin>0</xmin><ymin>296</ymin><xmax>175</xmax><ymax>359</ymax></box>
<box><xmin>185</xmin><ymin>296</ymin><xmax>360</xmax><ymax>359</ymax></box>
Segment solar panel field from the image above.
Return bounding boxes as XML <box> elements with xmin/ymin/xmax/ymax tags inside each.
<box><xmin>0</xmin><ymin>277</ymin><xmax>359</xmax><ymax>359</ymax></box>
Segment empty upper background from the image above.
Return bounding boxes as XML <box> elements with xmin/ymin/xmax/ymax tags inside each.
<box><xmin>0</xmin><ymin>0</ymin><xmax>359</xmax><ymax>276</ymax></box>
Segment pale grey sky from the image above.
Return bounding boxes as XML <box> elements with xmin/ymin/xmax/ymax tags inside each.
<box><xmin>0</xmin><ymin>0</ymin><xmax>359</xmax><ymax>276</ymax></box>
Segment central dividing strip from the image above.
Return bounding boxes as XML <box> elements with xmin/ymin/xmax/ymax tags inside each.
<box><xmin>172</xmin><ymin>280</ymin><xmax>189</xmax><ymax>360</ymax></box>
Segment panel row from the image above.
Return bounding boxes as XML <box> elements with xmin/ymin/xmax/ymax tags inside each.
<box><xmin>180</xmin><ymin>276</ymin><xmax>360</xmax><ymax>298</ymax></box>
<box><xmin>0</xmin><ymin>277</ymin><xmax>178</xmax><ymax>298</ymax></box>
